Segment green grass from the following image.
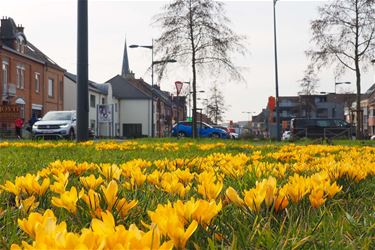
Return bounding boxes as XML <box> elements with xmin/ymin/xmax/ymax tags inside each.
<box><xmin>0</xmin><ymin>138</ymin><xmax>374</xmax><ymax>249</ymax></box>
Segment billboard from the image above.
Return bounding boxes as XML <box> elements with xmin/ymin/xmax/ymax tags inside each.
<box><xmin>98</xmin><ymin>104</ymin><xmax>112</xmax><ymax>123</ymax></box>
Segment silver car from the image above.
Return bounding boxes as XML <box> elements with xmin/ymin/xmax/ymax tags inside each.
<box><xmin>32</xmin><ymin>111</ymin><xmax>76</xmax><ymax>139</ymax></box>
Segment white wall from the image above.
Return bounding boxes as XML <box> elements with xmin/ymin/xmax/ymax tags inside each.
<box><xmin>119</xmin><ymin>99</ymin><xmax>151</xmax><ymax>137</ymax></box>
<box><xmin>63</xmin><ymin>77</ymin><xmax>76</xmax><ymax>111</ymax></box>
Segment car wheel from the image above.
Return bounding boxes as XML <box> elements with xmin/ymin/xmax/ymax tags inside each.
<box><xmin>69</xmin><ymin>129</ymin><xmax>75</xmax><ymax>140</ymax></box>
<box><xmin>211</xmin><ymin>133</ymin><xmax>220</xmax><ymax>139</ymax></box>
<box><xmin>178</xmin><ymin>131</ymin><xmax>186</xmax><ymax>138</ymax></box>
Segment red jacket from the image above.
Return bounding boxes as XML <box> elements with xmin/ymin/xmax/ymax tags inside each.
<box><xmin>15</xmin><ymin>118</ymin><xmax>23</xmax><ymax>128</ymax></box>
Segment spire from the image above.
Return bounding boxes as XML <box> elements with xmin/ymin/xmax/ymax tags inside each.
<box><xmin>121</xmin><ymin>38</ymin><xmax>130</xmax><ymax>77</ymax></box>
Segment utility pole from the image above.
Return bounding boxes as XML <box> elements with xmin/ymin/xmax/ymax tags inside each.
<box><xmin>76</xmin><ymin>0</ymin><xmax>89</xmax><ymax>141</ymax></box>
<box><xmin>273</xmin><ymin>0</ymin><xmax>281</xmax><ymax>141</ymax></box>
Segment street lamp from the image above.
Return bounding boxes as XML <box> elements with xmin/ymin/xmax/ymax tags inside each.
<box><xmin>129</xmin><ymin>41</ymin><xmax>176</xmax><ymax>137</ymax></box>
<box><xmin>335</xmin><ymin>81</ymin><xmax>351</xmax><ymax>93</ymax></box>
<box><xmin>242</xmin><ymin>111</ymin><xmax>255</xmax><ymax>125</ymax></box>
<box><xmin>186</xmin><ymin>89</ymin><xmax>204</xmax><ymax>119</ymax></box>
<box><xmin>175</xmin><ymin>81</ymin><xmax>184</xmax><ymax>123</ymax></box>
<box><xmin>273</xmin><ymin>0</ymin><xmax>281</xmax><ymax>141</ymax></box>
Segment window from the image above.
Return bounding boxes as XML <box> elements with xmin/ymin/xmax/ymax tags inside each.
<box><xmin>102</xmin><ymin>97</ymin><xmax>105</xmax><ymax>104</ymax></box>
<box><xmin>315</xmin><ymin>96</ymin><xmax>327</xmax><ymax>103</ymax></box>
<box><xmin>115</xmin><ymin>123</ymin><xmax>119</xmax><ymax>136</ymax></box>
<box><xmin>90</xmin><ymin>119</ymin><xmax>96</xmax><ymax>131</ymax></box>
<box><xmin>48</xmin><ymin>78</ymin><xmax>54</xmax><ymax>97</ymax></box>
<box><xmin>2</xmin><ymin>60</ymin><xmax>8</xmax><ymax>95</ymax></box>
<box><xmin>115</xmin><ymin>103</ymin><xmax>118</xmax><ymax>112</ymax></box>
<box><xmin>16</xmin><ymin>65</ymin><xmax>25</xmax><ymax>89</ymax></box>
<box><xmin>34</xmin><ymin>73</ymin><xmax>40</xmax><ymax>93</ymax></box>
<box><xmin>317</xmin><ymin>108</ymin><xmax>328</xmax><ymax>118</ymax></box>
<box><xmin>19</xmin><ymin>104</ymin><xmax>25</xmax><ymax>119</ymax></box>
<box><xmin>59</xmin><ymin>80</ymin><xmax>63</xmax><ymax>100</ymax></box>
<box><xmin>90</xmin><ymin>94</ymin><xmax>96</xmax><ymax>108</ymax></box>
<box><xmin>316</xmin><ymin>120</ymin><xmax>332</xmax><ymax>127</ymax></box>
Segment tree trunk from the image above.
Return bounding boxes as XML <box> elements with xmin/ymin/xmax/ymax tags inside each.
<box><xmin>354</xmin><ymin>0</ymin><xmax>361</xmax><ymax>139</ymax></box>
<box><xmin>355</xmin><ymin>67</ymin><xmax>361</xmax><ymax>139</ymax></box>
<box><xmin>189</xmin><ymin>0</ymin><xmax>198</xmax><ymax>138</ymax></box>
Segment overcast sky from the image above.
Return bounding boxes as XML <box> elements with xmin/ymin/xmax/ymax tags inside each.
<box><xmin>2</xmin><ymin>0</ymin><xmax>375</xmax><ymax>122</ymax></box>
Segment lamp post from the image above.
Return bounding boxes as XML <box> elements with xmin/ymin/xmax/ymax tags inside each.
<box><xmin>129</xmin><ymin>41</ymin><xmax>176</xmax><ymax>137</ymax></box>
<box><xmin>335</xmin><ymin>81</ymin><xmax>351</xmax><ymax>93</ymax></box>
<box><xmin>77</xmin><ymin>0</ymin><xmax>89</xmax><ymax>141</ymax></box>
<box><xmin>175</xmin><ymin>81</ymin><xmax>183</xmax><ymax>123</ymax></box>
<box><xmin>273</xmin><ymin>0</ymin><xmax>281</xmax><ymax>141</ymax></box>
<box><xmin>186</xmin><ymin>89</ymin><xmax>204</xmax><ymax>119</ymax></box>
<box><xmin>242</xmin><ymin>111</ymin><xmax>255</xmax><ymax>128</ymax></box>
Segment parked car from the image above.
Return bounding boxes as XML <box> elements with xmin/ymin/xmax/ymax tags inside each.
<box><xmin>290</xmin><ymin>118</ymin><xmax>354</xmax><ymax>139</ymax></box>
<box><xmin>371</xmin><ymin>135</ymin><xmax>375</xmax><ymax>140</ymax></box>
<box><xmin>281</xmin><ymin>130</ymin><xmax>292</xmax><ymax>141</ymax></box>
<box><xmin>172</xmin><ymin>121</ymin><xmax>228</xmax><ymax>138</ymax></box>
<box><xmin>32</xmin><ymin>111</ymin><xmax>76</xmax><ymax>139</ymax></box>
<box><xmin>212</xmin><ymin>125</ymin><xmax>238</xmax><ymax>139</ymax></box>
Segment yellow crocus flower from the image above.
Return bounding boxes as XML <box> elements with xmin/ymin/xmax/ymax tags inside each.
<box><xmin>174</xmin><ymin>199</ymin><xmax>200</xmax><ymax>223</ymax></box>
<box><xmin>0</xmin><ymin>180</ymin><xmax>21</xmax><ymax>196</ymax></box>
<box><xmin>51</xmin><ymin>186</ymin><xmax>83</xmax><ymax>214</ymax></box>
<box><xmin>80</xmin><ymin>174</ymin><xmax>104</xmax><ymax>190</ymax></box>
<box><xmin>197</xmin><ymin>180</ymin><xmax>223</xmax><ymax>201</ymax></box>
<box><xmin>225</xmin><ymin>186</ymin><xmax>244</xmax><ymax>206</ymax></box>
<box><xmin>19</xmin><ymin>196</ymin><xmax>39</xmax><ymax>214</ymax></box>
<box><xmin>18</xmin><ymin>209</ymin><xmax>56</xmax><ymax>239</ymax></box>
<box><xmin>116</xmin><ymin>198</ymin><xmax>138</xmax><ymax>218</ymax></box>
<box><xmin>326</xmin><ymin>182</ymin><xmax>342</xmax><ymax>199</ymax></box>
<box><xmin>91</xmin><ymin>210</ymin><xmax>116</xmax><ymax>236</ymax></box>
<box><xmin>192</xmin><ymin>199</ymin><xmax>222</xmax><ymax>227</ymax></box>
<box><xmin>244</xmin><ymin>188</ymin><xmax>265</xmax><ymax>212</ymax></box>
<box><xmin>82</xmin><ymin>189</ymin><xmax>101</xmax><ymax>218</ymax></box>
<box><xmin>98</xmin><ymin>163</ymin><xmax>122</xmax><ymax>181</ymax></box>
<box><xmin>101</xmin><ymin>180</ymin><xmax>118</xmax><ymax>210</ymax></box>
<box><xmin>309</xmin><ymin>188</ymin><xmax>326</xmax><ymax>208</ymax></box>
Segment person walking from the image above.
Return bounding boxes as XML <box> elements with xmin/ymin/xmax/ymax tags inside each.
<box><xmin>15</xmin><ymin>117</ymin><xmax>24</xmax><ymax>139</ymax></box>
<box><xmin>28</xmin><ymin>113</ymin><xmax>37</xmax><ymax>132</ymax></box>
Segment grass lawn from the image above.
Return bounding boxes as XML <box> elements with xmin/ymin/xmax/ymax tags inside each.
<box><xmin>0</xmin><ymin>139</ymin><xmax>374</xmax><ymax>249</ymax></box>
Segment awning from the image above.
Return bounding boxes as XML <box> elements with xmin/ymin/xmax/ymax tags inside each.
<box><xmin>15</xmin><ymin>98</ymin><xmax>26</xmax><ymax>105</ymax></box>
<box><xmin>32</xmin><ymin>104</ymin><xmax>43</xmax><ymax>110</ymax></box>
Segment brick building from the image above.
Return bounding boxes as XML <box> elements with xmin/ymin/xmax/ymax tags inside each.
<box><xmin>0</xmin><ymin>17</ymin><xmax>65</xmax><ymax>135</ymax></box>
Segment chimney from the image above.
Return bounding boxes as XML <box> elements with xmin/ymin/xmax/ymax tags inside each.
<box><xmin>0</xmin><ymin>17</ymin><xmax>18</xmax><ymax>41</ymax></box>
<box><xmin>17</xmin><ymin>25</ymin><xmax>24</xmax><ymax>33</ymax></box>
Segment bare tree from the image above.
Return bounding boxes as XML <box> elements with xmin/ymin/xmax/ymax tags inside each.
<box><xmin>153</xmin><ymin>0</ymin><xmax>246</xmax><ymax>138</ymax></box>
<box><xmin>299</xmin><ymin>65</ymin><xmax>319</xmax><ymax>95</ymax></box>
<box><xmin>206</xmin><ymin>83</ymin><xmax>227</xmax><ymax>124</ymax></box>
<box><xmin>307</xmin><ymin>0</ymin><xmax>375</xmax><ymax>138</ymax></box>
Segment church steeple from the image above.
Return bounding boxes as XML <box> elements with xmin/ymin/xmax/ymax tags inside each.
<box><xmin>121</xmin><ymin>38</ymin><xmax>130</xmax><ymax>78</ymax></box>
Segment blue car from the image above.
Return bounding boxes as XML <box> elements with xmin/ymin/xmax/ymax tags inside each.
<box><xmin>172</xmin><ymin>121</ymin><xmax>229</xmax><ymax>138</ymax></box>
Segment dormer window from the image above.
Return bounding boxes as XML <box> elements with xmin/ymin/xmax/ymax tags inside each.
<box><xmin>16</xmin><ymin>35</ymin><xmax>26</xmax><ymax>54</ymax></box>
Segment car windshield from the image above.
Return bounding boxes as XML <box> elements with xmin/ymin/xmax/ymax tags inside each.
<box><xmin>42</xmin><ymin>112</ymin><xmax>72</xmax><ymax>121</ymax></box>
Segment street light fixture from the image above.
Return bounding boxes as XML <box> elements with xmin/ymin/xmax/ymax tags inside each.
<box><xmin>129</xmin><ymin>41</ymin><xmax>176</xmax><ymax>137</ymax></box>
<box><xmin>187</xmin><ymin>90</ymin><xmax>204</xmax><ymax>119</ymax></box>
<box><xmin>334</xmin><ymin>81</ymin><xmax>351</xmax><ymax>93</ymax></box>
<box><xmin>242</xmin><ymin>111</ymin><xmax>255</xmax><ymax>121</ymax></box>
<box><xmin>273</xmin><ymin>0</ymin><xmax>281</xmax><ymax>141</ymax></box>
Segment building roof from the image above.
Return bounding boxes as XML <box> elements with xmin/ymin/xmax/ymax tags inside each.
<box><xmin>25</xmin><ymin>42</ymin><xmax>64</xmax><ymax>71</ymax></box>
<box><xmin>106</xmin><ymin>75</ymin><xmax>151</xmax><ymax>99</ymax></box>
<box><xmin>0</xmin><ymin>17</ymin><xmax>64</xmax><ymax>71</ymax></box>
<box><xmin>64</xmin><ymin>72</ymin><xmax>108</xmax><ymax>95</ymax></box>
<box><xmin>252</xmin><ymin>109</ymin><xmax>265</xmax><ymax>123</ymax></box>
<box><xmin>364</xmin><ymin>83</ymin><xmax>375</xmax><ymax>98</ymax></box>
